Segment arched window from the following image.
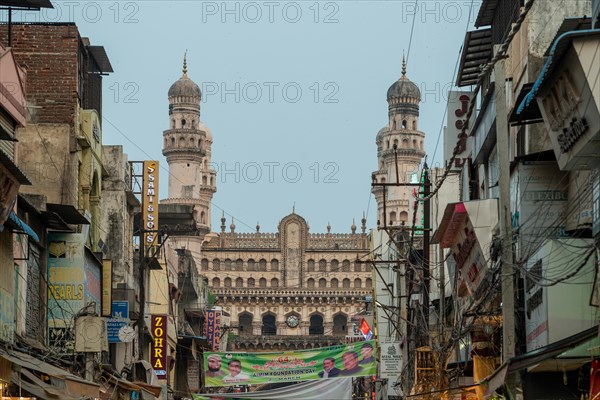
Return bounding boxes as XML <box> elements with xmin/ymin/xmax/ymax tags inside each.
<box><xmin>259</xmin><ymin>278</ymin><xmax>267</xmax><ymax>288</ymax></box>
<box><xmin>400</xmin><ymin>211</ymin><xmax>409</xmax><ymax>222</ymax></box>
<box><xmin>354</xmin><ymin>278</ymin><xmax>362</xmax><ymax>288</ymax></box>
<box><xmin>271</xmin><ymin>278</ymin><xmax>279</xmax><ymax>287</ymax></box>
<box><xmin>201</xmin><ymin>258</ymin><xmax>209</xmax><ymax>270</ymax></box>
<box><xmin>343</xmin><ymin>278</ymin><xmax>350</xmax><ymax>288</ymax></box>
<box><xmin>330</xmin><ymin>259</ymin><xmax>339</xmax><ymax>272</ymax></box>
<box><xmin>390</xmin><ymin>211</ymin><xmax>397</xmax><ymax>225</ymax></box>
<box><xmin>179</xmin><ymin>136</ymin><xmax>185</xmax><ymax>147</ymax></box>
<box><xmin>307</xmin><ymin>259</ymin><xmax>315</xmax><ymax>272</ymax></box>
<box><xmin>402</xmin><ymin>120</ymin><xmax>407</xmax><ymax>129</ymax></box>
<box><xmin>319</xmin><ymin>259</ymin><xmax>327</xmax><ymax>272</ymax></box>
<box><xmin>239</xmin><ymin>313</ymin><xmax>253</xmax><ymax>336</ymax></box>
<box><xmin>309</xmin><ymin>314</ymin><xmax>324</xmax><ymax>335</ymax></box>
<box><xmin>331</xmin><ymin>278</ymin><xmax>339</xmax><ymax>288</ymax></box>
<box><xmin>381</xmin><ymin>177</ymin><xmax>386</xmax><ymax>183</ymax></box>
<box><xmin>200</xmin><ymin>211</ymin><xmax>205</xmax><ymax>224</ymax></box>
<box><xmin>189</xmin><ymin>137</ymin><xmax>194</xmax><ymax>146</ymax></box>
<box><xmin>171</xmin><ymin>119</ymin><xmax>175</xmax><ymax>128</ymax></box>
<box><xmin>247</xmin><ymin>259</ymin><xmax>256</xmax><ymax>271</ymax></box>
<box><xmin>259</xmin><ymin>259</ymin><xmax>267</xmax><ymax>271</ymax></box>
<box><xmin>402</xmin><ymin>139</ymin><xmax>409</xmax><ymax>148</ymax></box>
<box><xmin>386</xmin><ymin>140</ymin><xmax>390</xmax><ymax>149</ymax></box>
<box><xmin>333</xmin><ymin>314</ymin><xmax>347</xmax><ymax>335</ymax></box>
<box><xmin>307</xmin><ymin>278</ymin><xmax>315</xmax><ymax>288</ymax></box>
<box><xmin>236</xmin><ymin>278</ymin><xmax>243</xmax><ymax>288</ymax></box>
<box><xmin>248</xmin><ymin>278</ymin><xmax>255</xmax><ymax>287</ymax></box>
<box><xmin>366</xmin><ymin>278</ymin><xmax>373</xmax><ymax>288</ymax></box>
<box><xmin>236</xmin><ymin>259</ymin><xmax>244</xmax><ymax>271</ymax></box>
<box><xmin>224</xmin><ymin>259</ymin><xmax>232</xmax><ymax>271</ymax></box>
<box><xmin>262</xmin><ymin>314</ymin><xmax>277</xmax><ymax>336</ymax></box>
<box><xmin>271</xmin><ymin>259</ymin><xmax>279</xmax><ymax>271</ymax></box>
<box><xmin>413</xmin><ymin>139</ymin><xmax>417</xmax><ymax>148</ymax></box>
<box><xmin>354</xmin><ymin>261</ymin><xmax>362</xmax><ymax>272</ymax></box>
<box><xmin>420</xmin><ymin>140</ymin><xmax>424</xmax><ymax>150</ymax></box>
<box><xmin>413</xmin><ymin>120</ymin><xmax>417</xmax><ymax>130</ymax></box>
<box><xmin>181</xmin><ymin>118</ymin><xmax>187</xmax><ymax>127</ymax></box>
<box><xmin>212</xmin><ymin>259</ymin><xmax>220</xmax><ymax>271</ymax></box>
<box><xmin>393</xmin><ymin>139</ymin><xmax>398</xmax><ymax>148</ymax></box>
<box><xmin>319</xmin><ymin>278</ymin><xmax>327</xmax><ymax>288</ymax></box>
<box><xmin>224</xmin><ymin>277</ymin><xmax>232</xmax><ymax>287</ymax></box>
<box><xmin>202</xmin><ymin>176</ymin><xmax>207</xmax><ymax>185</ymax></box>
<box><xmin>342</xmin><ymin>260</ymin><xmax>350</xmax><ymax>272</ymax></box>
<box><xmin>212</xmin><ymin>277</ymin><xmax>220</xmax><ymax>287</ymax></box>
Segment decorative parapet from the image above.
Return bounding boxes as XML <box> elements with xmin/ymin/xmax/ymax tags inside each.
<box><xmin>202</xmin><ymin>232</ymin><xmax>368</xmax><ymax>250</ymax></box>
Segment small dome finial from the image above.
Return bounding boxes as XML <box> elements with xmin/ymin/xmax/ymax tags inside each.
<box><xmin>402</xmin><ymin>51</ymin><xmax>407</xmax><ymax>77</ymax></box>
<box><xmin>183</xmin><ymin>50</ymin><xmax>188</xmax><ymax>77</ymax></box>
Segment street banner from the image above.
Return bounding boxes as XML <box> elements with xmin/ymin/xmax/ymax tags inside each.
<box><xmin>203</xmin><ymin>340</ymin><xmax>376</xmax><ymax>387</ymax></box>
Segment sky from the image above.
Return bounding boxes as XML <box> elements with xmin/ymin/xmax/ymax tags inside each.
<box><xmin>7</xmin><ymin>0</ymin><xmax>480</xmax><ymax>233</ymax></box>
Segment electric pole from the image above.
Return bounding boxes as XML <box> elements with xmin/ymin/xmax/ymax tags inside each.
<box><xmin>495</xmin><ymin>54</ymin><xmax>518</xmax><ymax>396</ymax></box>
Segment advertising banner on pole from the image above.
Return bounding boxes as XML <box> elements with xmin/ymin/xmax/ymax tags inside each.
<box><xmin>203</xmin><ymin>340</ymin><xmax>376</xmax><ymax>387</ymax></box>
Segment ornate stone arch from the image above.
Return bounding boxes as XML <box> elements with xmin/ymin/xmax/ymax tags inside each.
<box><xmin>333</xmin><ymin>312</ymin><xmax>348</xmax><ymax>335</ymax></box>
<box><xmin>238</xmin><ymin>312</ymin><xmax>253</xmax><ymax>336</ymax></box>
<box><xmin>261</xmin><ymin>312</ymin><xmax>277</xmax><ymax>336</ymax></box>
<box><xmin>309</xmin><ymin>312</ymin><xmax>324</xmax><ymax>335</ymax></box>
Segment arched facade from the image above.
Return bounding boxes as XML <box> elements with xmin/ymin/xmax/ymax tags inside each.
<box><xmin>201</xmin><ymin>212</ymin><xmax>372</xmax><ymax>351</ymax></box>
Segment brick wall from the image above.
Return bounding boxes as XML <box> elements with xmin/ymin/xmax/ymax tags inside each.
<box><xmin>0</xmin><ymin>23</ymin><xmax>80</xmax><ymax>126</ymax></box>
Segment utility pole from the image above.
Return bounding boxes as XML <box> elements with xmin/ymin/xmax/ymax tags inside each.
<box><xmin>136</xmin><ymin>233</ymin><xmax>145</xmax><ymax>382</ymax></box>
<box><xmin>495</xmin><ymin>55</ymin><xmax>518</xmax><ymax>395</ymax></box>
<box><xmin>422</xmin><ymin>165</ymin><xmax>431</xmax><ymax>347</ymax></box>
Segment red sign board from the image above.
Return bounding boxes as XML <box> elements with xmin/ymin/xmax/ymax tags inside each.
<box><xmin>151</xmin><ymin>315</ymin><xmax>168</xmax><ymax>379</ymax></box>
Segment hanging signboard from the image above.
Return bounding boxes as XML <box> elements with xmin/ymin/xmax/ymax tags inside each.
<box><xmin>142</xmin><ymin>161</ymin><xmax>159</xmax><ymax>257</ymax></box>
<box><xmin>151</xmin><ymin>314</ymin><xmax>168</xmax><ymax>379</ymax></box>
<box><xmin>203</xmin><ymin>340</ymin><xmax>377</xmax><ymax>387</ymax></box>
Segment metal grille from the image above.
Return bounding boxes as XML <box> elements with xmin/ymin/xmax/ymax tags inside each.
<box><xmin>25</xmin><ymin>245</ymin><xmax>43</xmax><ymax>341</ymax></box>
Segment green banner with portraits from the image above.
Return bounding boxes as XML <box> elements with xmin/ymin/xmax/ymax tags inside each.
<box><xmin>203</xmin><ymin>340</ymin><xmax>376</xmax><ymax>387</ymax></box>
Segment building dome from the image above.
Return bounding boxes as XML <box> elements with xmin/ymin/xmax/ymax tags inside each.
<box><xmin>387</xmin><ymin>76</ymin><xmax>420</xmax><ymax>101</ymax></box>
<box><xmin>387</xmin><ymin>56</ymin><xmax>420</xmax><ymax>101</ymax></box>
<box><xmin>168</xmin><ymin>76</ymin><xmax>201</xmax><ymax>98</ymax></box>
<box><xmin>168</xmin><ymin>53</ymin><xmax>201</xmax><ymax>98</ymax></box>
<box><xmin>376</xmin><ymin>126</ymin><xmax>389</xmax><ymax>142</ymax></box>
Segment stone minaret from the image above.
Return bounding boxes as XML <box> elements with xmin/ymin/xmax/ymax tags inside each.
<box><xmin>372</xmin><ymin>57</ymin><xmax>426</xmax><ymax>227</ymax></box>
<box><xmin>162</xmin><ymin>54</ymin><xmax>217</xmax><ymax>235</ymax></box>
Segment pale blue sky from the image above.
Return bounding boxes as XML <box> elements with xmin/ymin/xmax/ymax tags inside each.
<box><xmin>9</xmin><ymin>0</ymin><xmax>480</xmax><ymax>233</ymax></box>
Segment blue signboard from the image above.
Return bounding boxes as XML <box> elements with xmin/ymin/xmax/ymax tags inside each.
<box><xmin>107</xmin><ymin>300</ymin><xmax>129</xmax><ymax>343</ymax></box>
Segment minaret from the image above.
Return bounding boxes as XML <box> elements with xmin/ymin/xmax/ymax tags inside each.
<box><xmin>372</xmin><ymin>56</ymin><xmax>425</xmax><ymax>227</ymax></box>
<box><xmin>162</xmin><ymin>53</ymin><xmax>217</xmax><ymax>235</ymax></box>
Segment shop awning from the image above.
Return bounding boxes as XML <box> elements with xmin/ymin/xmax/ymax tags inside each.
<box><xmin>0</xmin><ymin>348</ymin><xmax>100</xmax><ymax>399</ymax></box>
<box><xmin>7</xmin><ymin>211</ymin><xmax>39</xmax><ymax>242</ymax></box>
<box><xmin>480</xmin><ymin>325</ymin><xmax>599</xmax><ymax>397</ymax></box>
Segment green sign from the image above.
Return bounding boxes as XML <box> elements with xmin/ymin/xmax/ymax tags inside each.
<box><xmin>203</xmin><ymin>340</ymin><xmax>376</xmax><ymax>387</ymax></box>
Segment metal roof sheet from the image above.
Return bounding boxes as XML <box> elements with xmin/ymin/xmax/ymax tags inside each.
<box><xmin>456</xmin><ymin>28</ymin><xmax>492</xmax><ymax>87</ymax></box>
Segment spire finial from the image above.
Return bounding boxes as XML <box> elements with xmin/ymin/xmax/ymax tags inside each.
<box><xmin>402</xmin><ymin>51</ymin><xmax>406</xmax><ymax>77</ymax></box>
<box><xmin>183</xmin><ymin>50</ymin><xmax>188</xmax><ymax>77</ymax></box>
<box><xmin>292</xmin><ymin>203</ymin><xmax>295</xmax><ymax>214</ymax></box>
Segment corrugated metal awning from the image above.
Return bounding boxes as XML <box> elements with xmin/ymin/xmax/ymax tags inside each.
<box><xmin>456</xmin><ymin>28</ymin><xmax>492</xmax><ymax>87</ymax></box>
<box><xmin>0</xmin><ymin>147</ymin><xmax>30</xmax><ymax>184</ymax></box>
<box><xmin>87</xmin><ymin>45</ymin><xmax>114</xmax><ymax>73</ymax></box>
<box><xmin>0</xmin><ymin>0</ymin><xmax>53</xmax><ymax>9</ymax></box>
